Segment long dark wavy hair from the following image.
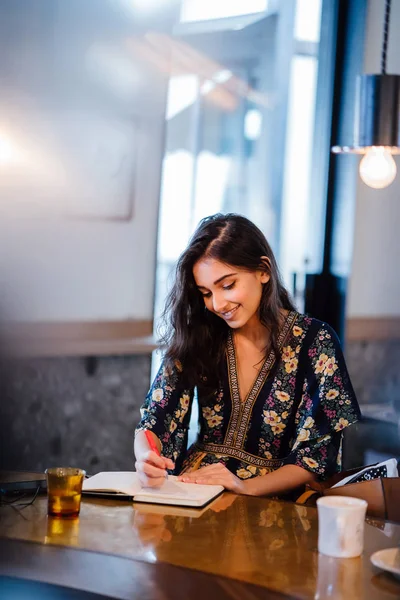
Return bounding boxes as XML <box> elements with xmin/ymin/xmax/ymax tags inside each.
<box><xmin>160</xmin><ymin>214</ymin><xmax>295</xmax><ymax>388</ymax></box>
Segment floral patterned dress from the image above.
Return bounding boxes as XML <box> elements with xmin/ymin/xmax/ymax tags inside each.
<box><xmin>136</xmin><ymin>312</ymin><xmax>360</xmax><ymax>488</ymax></box>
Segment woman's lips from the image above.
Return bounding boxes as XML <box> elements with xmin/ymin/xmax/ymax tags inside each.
<box><xmin>221</xmin><ymin>305</ymin><xmax>239</xmax><ymax>320</ymax></box>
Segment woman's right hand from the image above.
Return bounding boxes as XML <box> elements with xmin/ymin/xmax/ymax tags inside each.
<box><xmin>135</xmin><ymin>451</ymin><xmax>175</xmax><ymax>488</ymax></box>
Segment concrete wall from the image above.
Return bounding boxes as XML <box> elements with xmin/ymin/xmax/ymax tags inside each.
<box><xmin>0</xmin><ymin>354</ymin><xmax>151</xmax><ymax>473</ymax></box>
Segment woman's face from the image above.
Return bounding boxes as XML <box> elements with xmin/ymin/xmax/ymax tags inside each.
<box><xmin>193</xmin><ymin>258</ymin><xmax>270</xmax><ymax>330</ymax></box>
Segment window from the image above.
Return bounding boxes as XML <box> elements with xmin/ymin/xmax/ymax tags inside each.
<box><xmin>180</xmin><ymin>0</ymin><xmax>269</xmax><ymax>23</ymax></box>
<box><xmin>153</xmin><ymin>0</ymin><xmax>335</xmax><ymax>386</ymax></box>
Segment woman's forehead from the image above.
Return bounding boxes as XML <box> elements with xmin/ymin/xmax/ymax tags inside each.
<box><xmin>193</xmin><ymin>258</ymin><xmax>243</xmax><ymax>284</ymax></box>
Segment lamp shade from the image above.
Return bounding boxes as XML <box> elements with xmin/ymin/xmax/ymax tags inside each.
<box><xmin>332</xmin><ymin>74</ymin><xmax>400</xmax><ymax>154</ymax></box>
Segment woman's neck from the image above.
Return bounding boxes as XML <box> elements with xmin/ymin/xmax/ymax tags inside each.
<box><xmin>233</xmin><ymin>320</ymin><xmax>270</xmax><ymax>350</ymax></box>
<box><xmin>233</xmin><ymin>308</ymin><xmax>289</xmax><ymax>349</ymax></box>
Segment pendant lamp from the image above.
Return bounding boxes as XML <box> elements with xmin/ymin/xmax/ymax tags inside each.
<box><xmin>332</xmin><ymin>0</ymin><xmax>400</xmax><ymax>189</ymax></box>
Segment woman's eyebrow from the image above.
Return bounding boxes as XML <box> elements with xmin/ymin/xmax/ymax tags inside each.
<box><xmin>197</xmin><ymin>272</ymin><xmax>237</xmax><ymax>289</ymax></box>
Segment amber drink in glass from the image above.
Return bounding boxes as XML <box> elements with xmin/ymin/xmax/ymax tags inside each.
<box><xmin>45</xmin><ymin>467</ymin><xmax>85</xmax><ymax>517</ymax></box>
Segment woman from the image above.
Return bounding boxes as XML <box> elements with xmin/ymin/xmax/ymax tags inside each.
<box><xmin>134</xmin><ymin>214</ymin><xmax>360</xmax><ymax>498</ymax></box>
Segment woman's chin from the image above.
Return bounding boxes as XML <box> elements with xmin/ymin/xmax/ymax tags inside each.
<box><xmin>226</xmin><ymin>317</ymin><xmax>245</xmax><ymax>329</ymax></box>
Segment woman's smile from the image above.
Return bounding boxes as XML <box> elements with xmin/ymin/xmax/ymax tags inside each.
<box><xmin>220</xmin><ymin>305</ymin><xmax>240</xmax><ymax>320</ymax></box>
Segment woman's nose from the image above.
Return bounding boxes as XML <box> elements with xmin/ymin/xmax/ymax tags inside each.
<box><xmin>212</xmin><ymin>292</ymin><xmax>227</xmax><ymax>313</ymax></box>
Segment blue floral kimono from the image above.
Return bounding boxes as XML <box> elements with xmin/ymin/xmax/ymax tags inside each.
<box><xmin>136</xmin><ymin>312</ymin><xmax>360</xmax><ymax>485</ymax></box>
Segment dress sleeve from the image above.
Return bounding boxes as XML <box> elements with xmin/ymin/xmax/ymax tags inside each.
<box><xmin>283</xmin><ymin>322</ymin><xmax>361</xmax><ymax>480</ymax></box>
<box><xmin>135</xmin><ymin>360</ymin><xmax>195</xmax><ymax>472</ymax></box>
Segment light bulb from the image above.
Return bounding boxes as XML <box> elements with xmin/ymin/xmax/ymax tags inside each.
<box><xmin>359</xmin><ymin>146</ymin><xmax>397</xmax><ymax>189</ymax></box>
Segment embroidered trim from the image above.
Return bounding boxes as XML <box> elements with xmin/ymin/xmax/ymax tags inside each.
<box><xmin>225</xmin><ymin>311</ymin><xmax>298</xmax><ymax>449</ymax></box>
<box><xmin>196</xmin><ymin>442</ymin><xmax>283</xmax><ymax>468</ymax></box>
<box><xmin>225</xmin><ymin>332</ymin><xmax>241</xmax><ymax>446</ymax></box>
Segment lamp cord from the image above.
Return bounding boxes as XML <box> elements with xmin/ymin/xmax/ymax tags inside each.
<box><xmin>381</xmin><ymin>0</ymin><xmax>391</xmax><ymax>74</ymax></box>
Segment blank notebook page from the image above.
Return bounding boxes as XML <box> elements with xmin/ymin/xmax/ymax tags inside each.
<box><xmin>82</xmin><ymin>471</ymin><xmax>143</xmax><ymax>495</ymax></box>
<box><xmin>82</xmin><ymin>472</ymin><xmax>223</xmax><ymax>505</ymax></box>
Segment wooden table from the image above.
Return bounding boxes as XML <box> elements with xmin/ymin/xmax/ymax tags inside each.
<box><xmin>0</xmin><ymin>492</ymin><xmax>400</xmax><ymax>599</ymax></box>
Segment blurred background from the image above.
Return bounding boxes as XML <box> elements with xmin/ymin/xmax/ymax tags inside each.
<box><xmin>0</xmin><ymin>0</ymin><xmax>399</xmax><ymax>474</ymax></box>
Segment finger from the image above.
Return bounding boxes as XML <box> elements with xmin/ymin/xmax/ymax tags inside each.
<box><xmin>136</xmin><ymin>460</ymin><xmax>167</xmax><ymax>479</ymax></box>
<box><xmin>163</xmin><ymin>457</ymin><xmax>175</xmax><ymax>470</ymax></box>
<box><xmin>194</xmin><ymin>472</ymin><xmax>225</xmax><ymax>480</ymax></box>
<box><xmin>177</xmin><ymin>472</ymin><xmax>202</xmax><ymax>481</ymax></box>
<box><xmin>192</xmin><ymin>477</ymin><xmax>225</xmax><ymax>486</ymax></box>
<box><xmin>143</xmin><ymin>451</ymin><xmax>174</xmax><ymax>470</ymax></box>
<box><xmin>181</xmin><ymin>463</ymin><xmax>224</xmax><ymax>477</ymax></box>
<box><xmin>178</xmin><ymin>464</ymin><xmax>224</xmax><ymax>481</ymax></box>
<box><xmin>195</xmin><ymin>475</ymin><xmax>240</xmax><ymax>493</ymax></box>
<box><xmin>179</xmin><ymin>474</ymin><xmax>223</xmax><ymax>484</ymax></box>
<box><xmin>192</xmin><ymin>471</ymin><xmax>229</xmax><ymax>483</ymax></box>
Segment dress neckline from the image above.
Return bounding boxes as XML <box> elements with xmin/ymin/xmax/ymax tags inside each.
<box><xmin>230</xmin><ymin>332</ymin><xmax>267</xmax><ymax>404</ymax></box>
<box><xmin>224</xmin><ymin>310</ymin><xmax>298</xmax><ymax>449</ymax></box>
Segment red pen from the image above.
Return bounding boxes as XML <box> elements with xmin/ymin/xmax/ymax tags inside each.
<box><xmin>144</xmin><ymin>430</ymin><xmax>168</xmax><ymax>479</ymax></box>
<box><xmin>144</xmin><ymin>430</ymin><xmax>160</xmax><ymax>456</ymax></box>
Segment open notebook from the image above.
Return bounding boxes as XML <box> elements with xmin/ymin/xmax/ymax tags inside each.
<box><xmin>82</xmin><ymin>472</ymin><xmax>224</xmax><ymax>508</ymax></box>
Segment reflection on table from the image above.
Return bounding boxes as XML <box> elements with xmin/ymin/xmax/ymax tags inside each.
<box><xmin>1</xmin><ymin>492</ymin><xmax>400</xmax><ymax>599</ymax></box>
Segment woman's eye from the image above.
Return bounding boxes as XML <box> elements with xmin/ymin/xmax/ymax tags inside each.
<box><xmin>223</xmin><ymin>282</ymin><xmax>235</xmax><ymax>290</ymax></box>
<box><xmin>202</xmin><ymin>292</ymin><xmax>212</xmax><ymax>298</ymax></box>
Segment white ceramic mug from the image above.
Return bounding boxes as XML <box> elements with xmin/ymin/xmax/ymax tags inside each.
<box><xmin>317</xmin><ymin>495</ymin><xmax>368</xmax><ymax>558</ymax></box>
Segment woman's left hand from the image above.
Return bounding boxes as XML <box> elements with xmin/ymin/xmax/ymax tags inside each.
<box><xmin>178</xmin><ymin>463</ymin><xmax>246</xmax><ymax>494</ymax></box>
